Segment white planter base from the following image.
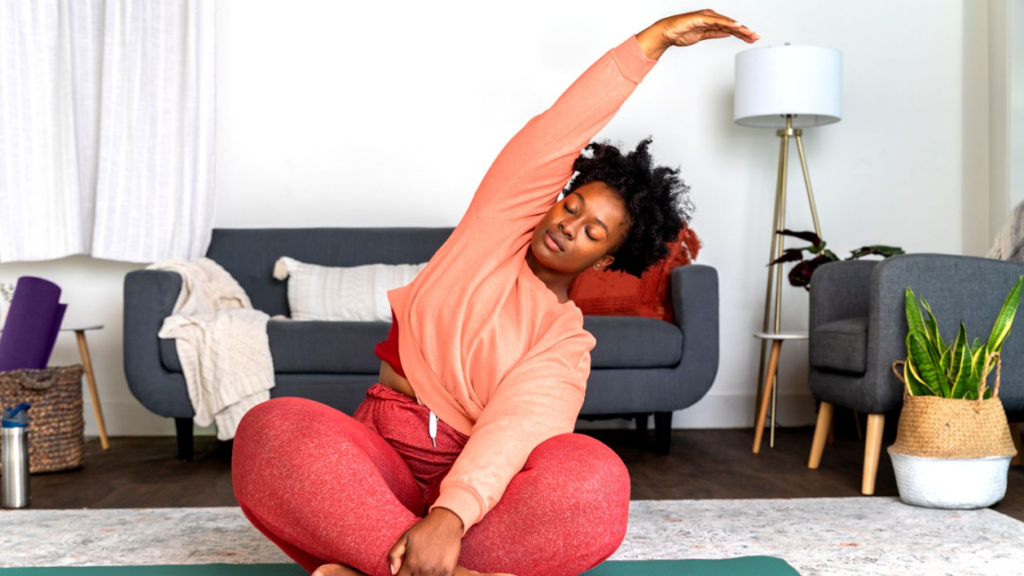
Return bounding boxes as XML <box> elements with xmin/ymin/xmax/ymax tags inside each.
<box><xmin>888</xmin><ymin>447</ymin><xmax>1011</xmax><ymax>509</ymax></box>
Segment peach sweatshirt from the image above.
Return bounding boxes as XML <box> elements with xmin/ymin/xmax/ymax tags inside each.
<box><xmin>386</xmin><ymin>34</ymin><xmax>659</xmax><ymax>536</ymax></box>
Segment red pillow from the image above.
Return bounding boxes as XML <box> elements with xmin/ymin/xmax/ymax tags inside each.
<box><xmin>568</xmin><ymin>225</ymin><xmax>702</xmax><ymax>323</ymax></box>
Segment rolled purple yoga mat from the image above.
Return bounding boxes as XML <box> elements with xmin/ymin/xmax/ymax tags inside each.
<box><xmin>0</xmin><ymin>276</ymin><xmax>67</xmax><ymax>371</ymax></box>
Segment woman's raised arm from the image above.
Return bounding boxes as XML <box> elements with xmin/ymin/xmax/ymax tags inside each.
<box><xmin>467</xmin><ymin>9</ymin><xmax>758</xmax><ymax>224</ymax></box>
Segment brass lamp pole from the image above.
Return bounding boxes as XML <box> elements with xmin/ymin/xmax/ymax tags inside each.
<box><xmin>752</xmin><ymin>114</ymin><xmax>823</xmax><ymax>448</ymax></box>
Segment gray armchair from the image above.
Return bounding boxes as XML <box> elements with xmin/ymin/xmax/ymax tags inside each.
<box><xmin>124</xmin><ymin>228</ymin><xmax>720</xmax><ymax>460</ymax></box>
<box><xmin>806</xmin><ymin>253</ymin><xmax>1024</xmax><ymax>494</ymax></box>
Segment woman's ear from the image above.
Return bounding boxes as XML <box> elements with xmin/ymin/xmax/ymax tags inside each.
<box><xmin>593</xmin><ymin>255</ymin><xmax>614</xmax><ymax>271</ymax></box>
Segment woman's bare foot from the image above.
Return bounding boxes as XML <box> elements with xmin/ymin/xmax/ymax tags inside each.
<box><xmin>456</xmin><ymin>566</ymin><xmax>517</xmax><ymax>576</ymax></box>
<box><xmin>310</xmin><ymin>563</ymin><xmax>516</xmax><ymax>576</ymax></box>
<box><xmin>311</xmin><ymin>564</ymin><xmax>368</xmax><ymax>576</ymax></box>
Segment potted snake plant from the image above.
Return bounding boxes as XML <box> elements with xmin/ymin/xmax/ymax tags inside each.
<box><xmin>887</xmin><ymin>276</ymin><xmax>1022</xmax><ymax>508</ymax></box>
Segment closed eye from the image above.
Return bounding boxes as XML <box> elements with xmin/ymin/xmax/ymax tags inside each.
<box><xmin>565</xmin><ymin>205</ymin><xmax>597</xmax><ymax>241</ymax></box>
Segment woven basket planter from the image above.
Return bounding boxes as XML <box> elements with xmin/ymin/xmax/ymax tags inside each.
<box><xmin>0</xmin><ymin>365</ymin><xmax>86</xmax><ymax>474</ymax></box>
<box><xmin>888</xmin><ymin>353</ymin><xmax>1018</xmax><ymax>509</ymax></box>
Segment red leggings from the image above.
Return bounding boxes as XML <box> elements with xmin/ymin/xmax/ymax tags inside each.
<box><xmin>231</xmin><ymin>383</ymin><xmax>631</xmax><ymax>576</ymax></box>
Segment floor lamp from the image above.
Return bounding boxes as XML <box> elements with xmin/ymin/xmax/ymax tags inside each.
<box><xmin>734</xmin><ymin>43</ymin><xmax>843</xmax><ymax>446</ymax></box>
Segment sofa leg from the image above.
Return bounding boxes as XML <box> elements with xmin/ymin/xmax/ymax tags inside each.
<box><xmin>808</xmin><ymin>401</ymin><xmax>834</xmax><ymax>469</ymax></box>
<box><xmin>862</xmin><ymin>413</ymin><xmax>885</xmax><ymax>495</ymax></box>
<box><xmin>634</xmin><ymin>413</ymin><xmax>649</xmax><ymax>445</ymax></box>
<box><xmin>175</xmin><ymin>417</ymin><xmax>194</xmax><ymax>462</ymax></box>
<box><xmin>654</xmin><ymin>412</ymin><xmax>672</xmax><ymax>456</ymax></box>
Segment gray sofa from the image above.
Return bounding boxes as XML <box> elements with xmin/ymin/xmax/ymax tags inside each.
<box><xmin>807</xmin><ymin>253</ymin><xmax>1024</xmax><ymax>494</ymax></box>
<box><xmin>124</xmin><ymin>227</ymin><xmax>720</xmax><ymax>461</ymax></box>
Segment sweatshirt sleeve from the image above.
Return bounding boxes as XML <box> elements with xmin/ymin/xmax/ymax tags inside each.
<box><xmin>427</xmin><ymin>329</ymin><xmax>597</xmax><ymax>536</ymax></box>
<box><xmin>468</xmin><ymin>34</ymin><xmax>659</xmax><ymax>223</ymax></box>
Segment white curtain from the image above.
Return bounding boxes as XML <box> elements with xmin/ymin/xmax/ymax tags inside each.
<box><xmin>0</xmin><ymin>0</ymin><xmax>216</xmax><ymax>264</ymax></box>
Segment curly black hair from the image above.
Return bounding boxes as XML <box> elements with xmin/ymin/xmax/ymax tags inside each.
<box><xmin>562</xmin><ymin>136</ymin><xmax>694</xmax><ymax>278</ymax></box>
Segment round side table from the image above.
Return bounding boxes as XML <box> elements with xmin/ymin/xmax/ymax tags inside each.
<box><xmin>752</xmin><ymin>331</ymin><xmax>807</xmax><ymax>454</ymax></box>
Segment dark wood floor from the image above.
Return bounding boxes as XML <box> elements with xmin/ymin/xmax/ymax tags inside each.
<box><xmin>28</xmin><ymin>425</ymin><xmax>1024</xmax><ymax>522</ymax></box>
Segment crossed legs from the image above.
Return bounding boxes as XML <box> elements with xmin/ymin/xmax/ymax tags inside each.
<box><xmin>232</xmin><ymin>396</ymin><xmax>630</xmax><ymax>576</ymax></box>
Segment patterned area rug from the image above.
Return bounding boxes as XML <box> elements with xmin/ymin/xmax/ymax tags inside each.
<box><xmin>1</xmin><ymin>498</ymin><xmax>1021</xmax><ymax>576</ymax></box>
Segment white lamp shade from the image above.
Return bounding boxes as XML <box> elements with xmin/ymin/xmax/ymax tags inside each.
<box><xmin>734</xmin><ymin>44</ymin><xmax>842</xmax><ymax>129</ymax></box>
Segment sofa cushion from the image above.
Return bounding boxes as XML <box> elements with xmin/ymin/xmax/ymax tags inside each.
<box><xmin>585</xmin><ymin>315</ymin><xmax>682</xmax><ymax>368</ymax></box>
<box><xmin>810</xmin><ymin>316</ymin><xmax>868</xmax><ymax>373</ymax></box>
<box><xmin>159</xmin><ymin>315</ymin><xmax>683</xmax><ymax>374</ymax></box>
<box><xmin>160</xmin><ymin>319</ymin><xmax>388</xmax><ymax>374</ymax></box>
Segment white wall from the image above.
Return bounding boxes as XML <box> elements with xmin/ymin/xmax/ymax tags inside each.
<box><xmin>0</xmin><ymin>0</ymin><xmax>988</xmax><ymax>437</ymax></box>
<box><xmin>1012</xmin><ymin>0</ymin><xmax>1024</xmax><ymax>209</ymax></box>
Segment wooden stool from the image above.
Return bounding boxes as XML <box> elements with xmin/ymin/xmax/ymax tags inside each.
<box><xmin>752</xmin><ymin>331</ymin><xmax>808</xmax><ymax>454</ymax></box>
<box><xmin>66</xmin><ymin>325</ymin><xmax>110</xmax><ymax>450</ymax></box>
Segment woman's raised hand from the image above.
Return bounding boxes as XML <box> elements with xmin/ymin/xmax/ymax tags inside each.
<box><xmin>663</xmin><ymin>9</ymin><xmax>759</xmax><ymax>46</ymax></box>
<box><xmin>636</xmin><ymin>8</ymin><xmax>759</xmax><ymax>59</ymax></box>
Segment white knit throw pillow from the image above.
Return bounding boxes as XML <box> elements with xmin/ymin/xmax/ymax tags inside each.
<box><xmin>272</xmin><ymin>256</ymin><xmax>427</xmax><ymax>321</ymax></box>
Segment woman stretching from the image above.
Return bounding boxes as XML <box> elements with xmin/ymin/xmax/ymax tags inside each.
<box><xmin>232</xmin><ymin>9</ymin><xmax>759</xmax><ymax>576</ymax></box>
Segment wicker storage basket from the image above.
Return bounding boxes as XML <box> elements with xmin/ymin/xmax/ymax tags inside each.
<box><xmin>888</xmin><ymin>352</ymin><xmax>1018</xmax><ymax>508</ymax></box>
<box><xmin>0</xmin><ymin>365</ymin><xmax>86</xmax><ymax>474</ymax></box>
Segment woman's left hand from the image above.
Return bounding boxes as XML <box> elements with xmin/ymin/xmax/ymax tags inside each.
<box><xmin>636</xmin><ymin>8</ymin><xmax>760</xmax><ymax>59</ymax></box>
<box><xmin>659</xmin><ymin>8</ymin><xmax>760</xmax><ymax>47</ymax></box>
<box><xmin>388</xmin><ymin>508</ymin><xmax>464</xmax><ymax>576</ymax></box>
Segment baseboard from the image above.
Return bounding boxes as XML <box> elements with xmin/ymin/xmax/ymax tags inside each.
<box><xmin>78</xmin><ymin>392</ymin><xmax>820</xmax><ymax>437</ymax></box>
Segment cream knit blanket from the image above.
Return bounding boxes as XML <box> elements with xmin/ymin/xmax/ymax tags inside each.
<box><xmin>145</xmin><ymin>257</ymin><xmax>275</xmax><ymax>440</ymax></box>
<box><xmin>988</xmin><ymin>200</ymin><xmax>1024</xmax><ymax>261</ymax></box>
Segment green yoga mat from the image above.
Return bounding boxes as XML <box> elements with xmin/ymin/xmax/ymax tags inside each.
<box><xmin>0</xmin><ymin>557</ymin><xmax>800</xmax><ymax>575</ymax></box>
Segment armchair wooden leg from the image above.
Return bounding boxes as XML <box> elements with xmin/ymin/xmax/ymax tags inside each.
<box><xmin>1011</xmin><ymin>423</ymin><xmax>1021</xmax><ymax>467</ymax></box>
<box><xmin>808</xmin><ymin>401</ymin><xmax>834</xmax><ymax>469</ymax></box>
<box><xmin>862</xmin><ymin>414</ymin><xmax>885</xmax><ymax>495</ymax></box>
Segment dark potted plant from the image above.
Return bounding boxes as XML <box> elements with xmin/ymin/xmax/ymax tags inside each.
<box><xmin>767</xmin><ymin>229</ymin><xmax>904</xmax><ymax>290</ymax></box>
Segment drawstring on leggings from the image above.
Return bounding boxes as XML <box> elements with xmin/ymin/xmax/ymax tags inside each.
<box><xmin>428</xmin><ymin>411</ymin><xmax>438</xmax><ymax>447</ymax></box>
<box><xmin>416</xmin><ymin>395</ymin><xmax>438</xmax><ymax>447</ymax></box>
